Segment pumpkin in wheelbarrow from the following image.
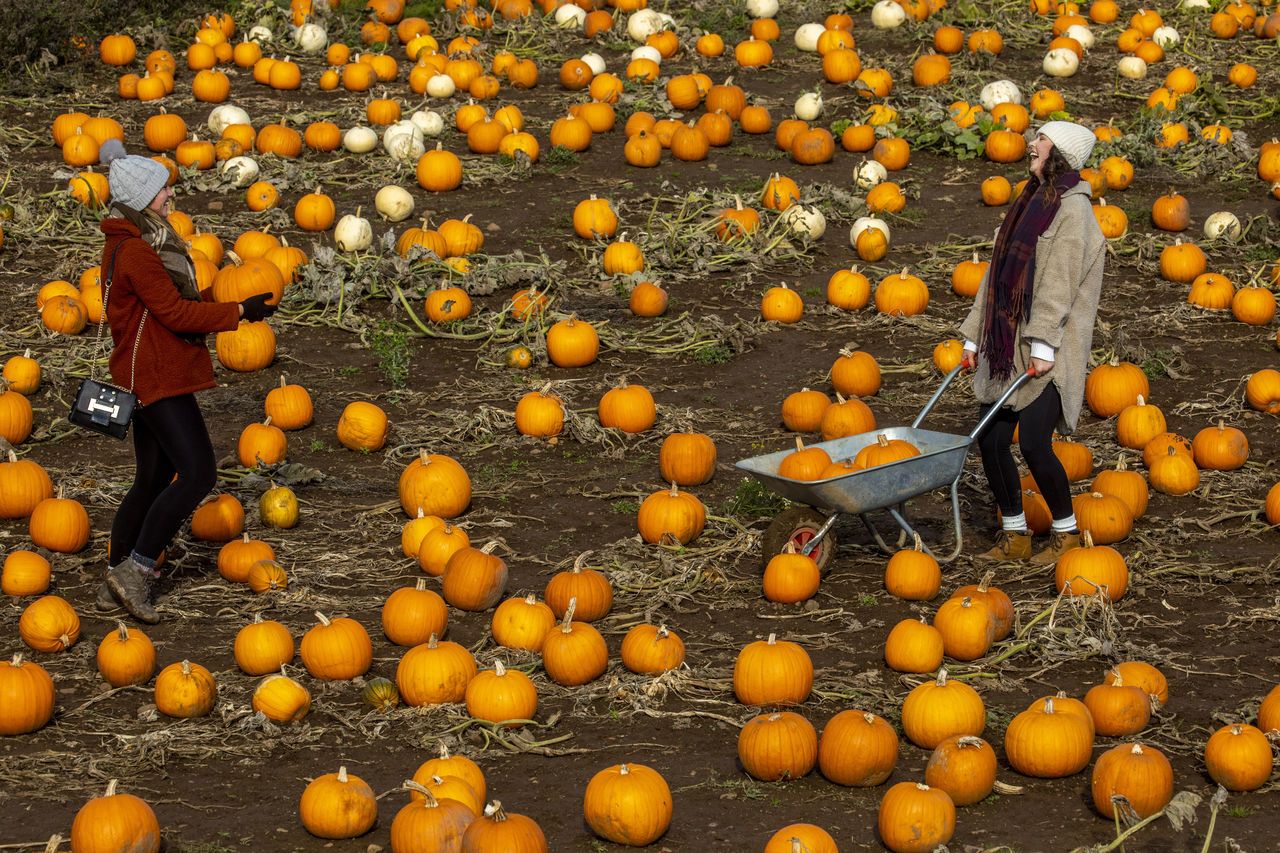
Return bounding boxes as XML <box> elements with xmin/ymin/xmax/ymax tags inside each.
<box><xmin>854</xmin><ymin>434</ymin><xmax>920</xmax><ymax>469</ymax></box>
<box><xmin>778</xmin><ymin>437</ymin><xmax>832</xmax><ymax>481</ymax></box>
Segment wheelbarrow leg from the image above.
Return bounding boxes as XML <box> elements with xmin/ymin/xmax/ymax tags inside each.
<box><xmin>798</xmin><ymin>513</ymin><xmax>840</xmax><ymax>558</ymax></box>
<box><xmin>885</xmin><ymin>505</ymin><xmax>932</xmax><ymax>558</ymax></box>
<box><xmin>860</xmin><ymin>513</ymin><xmax>898</xmax><ymax>555</ymax></box>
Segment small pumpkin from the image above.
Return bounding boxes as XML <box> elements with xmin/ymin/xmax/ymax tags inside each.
<box><xmin>96</xmin><ymin>622</ymin><xmax>156</xmax><ymax>687</ymax></box>
<box><xmin>299</xmin><ymin>766</ymin><xmax>378</xmax><ymax>839</ymax></box>
<box><xmin>154</xmin><ymin>659</ymin><xmax>216</xmax><ymax>718</ymax></box>
<box><xmin>583</xmin><ymin>763</ymin><xmax>673</xmax><ymax>846</ymax></box>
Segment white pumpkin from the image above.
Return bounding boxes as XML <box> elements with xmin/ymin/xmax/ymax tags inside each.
<box><xmin>581</xmin><ymin>52</ymin><xmax>607</xmax><ymax>75</ymax></box>
<box><xmin>854</xmin><ymin>159</ymin><xmax>889</xmax><ymax>189</ymax></box>
<box><xmin>1180</xmin><ymin>0</ymin><xmax>1210</xmax><ymax>9</ymax></box>
<box><xmin>870</xmin><ymin>0</ymin><xmax>907</xmax><ymax>29</ymax></box>
<box><xmin>627</xmin><ymin>9</ymin><xmax>665</xmax><ymax>43</ymax></box>
<box><xmin>248</xmin><ymin>25</ymin><xmax>273</xmax><ymax>43</ymax></box>
<box><xmin>207</xmin><ymin>104</ymin><xmax>250</xmax><ymax>137</ymax></box>
<box><xmin>410</xmin><ymin>110</ymin><xmax>445</xmax><ymax>138</ymax></box>
<box><xmin>657</xmin><ymin>12</ymin><xmax>675</xmax><ymax>28</ymax></box>
<box><xmin>794</xmin><ymin>92</ymin><xmax>823</xmax><ymax>121</ymax></box>
<box><xmin>1064</xmin><ymin>24</ymin><xmax>1095</xmax><ymax>49</ymax></box>
<box><xmin>375</xmin><ymin>186</ymin><xmax>415</xmax><ymax>222</ymax></box>
<box><xmin>335</xmin><ymin>209</ymin><xmax>373</xmax><ymax>252</ymax></box>
<box><xmin>382</xmin><ymin>121</ymin><xmax>425</xmax><ymax>161</ymax></box>
<box><xmin>554</xmin><ymin>3</ymin><xmax>586</xmax><ymax>29</ymax></box>
<box><xmin>746</xmin><ymin>0</ymin><xmax>779</xmax><ymax>18</ymax></box>
<box><xmin>1043</xmin><ymin>48</ymin><xmax>1079</xmax><ymax>78</ymax></box>
<box><xmin>849</xmin><ymin>216</ymin><xmax>891</xmax><ymax>247</ymax></box>
<box><xmin>630</xmin><ymin>45</ymin><xmax>662</xmax><ymax>65</ymax></box>
<box><xmin>1203</xmin><ymin>211</ymin><xmax>1241</xmax><ymax>241</ymax></box>
<box><xmin>794</xmin><ymin>23</ymin><xmax>826</xmax><ymax>52</ymax></box>
<box><xmin>343</xmin><ymin>125</ymin><xmax>379</xmax><ymax>154</ymax></box>
<box><xmin>426</xmin><ymin>74</ymin><xmax>456</xmax><ymax>98</ymax></box>
<box><xmin>1152</xmin><ymin>26</ymin><xmax>1181</xmax><ymax>48</ymax></box>
<box><xmin>1117</xmin><ymin>56</ymin><xmax>1148</xmax><ymax>79</ymax></box>
<box><xmin>219</xmin><ymin>156</ymin><xmax>259</xmax><ymax>188</ymax></box>
<box><xmin>293</xmin><ymin>23</ymin><xmax>328</xmax><ymax>54</ymax></box>
<box><xmin>783</xmin><ymin>204</ymin><xmax>826</xmax><ymax>241</ymax></box>
<box><xmin>980</xmin><ymin>79</ymin><xmax>1023</xmax><ymax>111</ymax></box>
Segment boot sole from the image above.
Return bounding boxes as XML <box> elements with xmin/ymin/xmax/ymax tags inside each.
<box><xmin>106</xmin><ymin>574</ymin><xmax>161</xmax><ymax>624</ymax></box>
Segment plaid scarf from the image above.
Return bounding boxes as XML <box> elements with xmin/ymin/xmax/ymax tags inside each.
<box><xmin>109</xmin><ymin>202</ymin><xmax>203</xmax><ymax>302</ymax></box>
<box><xmin>979</xmin><ymin>169</ymin><xmax>1080</xmax><ymax>380</ymax></box>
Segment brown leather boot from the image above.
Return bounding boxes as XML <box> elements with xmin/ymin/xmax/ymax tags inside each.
<box><xmin>976</xmin><ymin>530</ymin><xmax>1032</xmax><ymax>562</ymax></box>
<box><xmin>1031</xmin><ymin>531</ymin><xmax>1081</xmax><ymax>566</ymax></box>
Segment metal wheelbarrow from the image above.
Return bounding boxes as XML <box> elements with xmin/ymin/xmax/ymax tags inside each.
<box><xmin>735</xmin><ymin>366</ymin><xmax>1034</xmax><ymax>570</ymax></box>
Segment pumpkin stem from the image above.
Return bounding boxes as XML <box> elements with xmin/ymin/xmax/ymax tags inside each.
<box><xmin>620</xmin><ymin>763</ymin><xmax>630</xmax><ymax>775</ymax></box>
<box><xmin>42</xmin><ymin>835</ymin><xmax>62</xmax><ymax>853</ymax></box>
<box><xmin>1109</xmin><ymin>668</ymin><xmax>1123</xmax><ymax>686</ymax></box>
<box><xmin>668</xmin><ymin>481</ymin><xmax>679</xmax><ymax>496</ymax></box>
<box><xmin>862</xmin><ymin>711</ymin><xmax>875</xmax><ymax>723</ymax></box>
<box><xmin>414</xmin><ymin>577</ymin><xmax>428</xmax><ymax>592</ymax></box>
<box><xmin>911</xmin><ymin>532</ymin><xmax>922</xmax><ymax>552</ymax></box>
<box><xmin>899</xmin><ymin>267</ymin><xmax>908</xmax><ymax>279</ymax></box>
<box><xmin>523</xmin><ymin>593</ymin><xmax>537</xmax><ymax>604</ymax></box>
<box><xmin>916</xmin><ymin>782</ymin><xmax>931</xmax><ymax>791</ymax></box>
<box><xmin>766</xmin><ymin>632</ymin><xmax>777</xmax><ymax>645</ymax></box>
<box><xmin>495</xmin><ymin>660</ymin><xmax>506</xmax><ymax>677</ymax></box>
<box><xmin>11</xmin><ymin>653</ymin><xmax>24</xmax><ymax>666</ymax></box>
<box><xmin>835</xmin><ymin>393</ymin><xmax>847</xmax><ymax>404</ymax></box>
<box><xmin>402</xmin><ymin>780</ymin><xmax>438</xmax><ymax>806</ymax></box>
<box><xmin>561</xmin><ymin>597</ymin><xmax>577</xmax><ymax>631</ymax></box>
<box><xmin>573</xmin><ymin>550</ymin><xmax>593</xmax><ymax>572</ymax></box>
<box><xmin>1044</xmin><ymin>697</ymin><xmax>1056</xmax><ymax>714</ymax></box>
<box><xmin>782</xmin><ymin>541</ymin><xmax>796</xmax><ymax>554</ymax></box>
<box><xmin>104</xmin><ymin>779</ymin><xmax>118</xmax><ymax>797</ymax></box>
<box><xmin>6</xmin><ymin>450</ymin><xmax>15</xmax><ymax>463</ymax></box>
<box><xmin>315</xmin><ymin>611</ymin><xmax>331</xmax><ymax>626</ymax></box>
<box><xmin>263</xmin><ymin>416</ymin><xmax>273</xmax><ymax>428</ymax></box>
<box><xmin>180</xmin><ymin>659</ymin><xmax>192</xmax><ymax>675</ymax></box>
<box><xmin>538</xmin><ymin>381</ymin><xmax>553</xmax><ymax>395</ymax></box>
<box><xmin>657</xmin><ymin>624</ymin><xmax>669</xmax><ymax>637</ymax></box>
<box><xmin>337</xmin><ymin>766</ymin><xmax>349</xmax><ymax>783</ymax></box>
<box><xmin>427</xmin><ymin>632</ymin><xmax>439</xmax><ymax>649</ymax></box>
<box><xmin>1081</xmin><ymin>529</ymin><xmax>1095</xmax><ymax>548</ymax></box>
<box><xmin>1131</xmin><ymin>743</ymin><xmax>1144</xmax><ymax>755</ymax></box>
<box><xmin>977</xmin><ymin>571</ymin><xmax>995</xmax><ymax>591</ymax></box>
<box><xmin>791</xmin><ymin>839</ymin><xmax>803</xmax><ymax>853</ymax></box>
<box><xmin>480</xmin><ymin>541</ymin><xmax>499</xmax><ymax>554</ymax></box>
<box><xmin>957</xmin><ymin>735</ymin><xmax>984</xmax><ymax>748</ymax></box>
<box><xmin>877</xmin><ymin>434</ymin><xmax>889</xmax><ymax>448</ymax></box>
<box><xmin>116</xmin><ymin>621</ymin><xmax>129</xmax><ymax>641</ymax></box>
<box><xmin>937</xmin><ymin>668</ymin><xmax>949</xmax><ymax>686</ymax></box>
<box><xmin>225</xmin><ymin>249</ymin><xmax>243</xmax><ymax>266</ymax></box>
<box><xmin>484</xmin><ymin>800</ymin><xmax>507</xmax><ymax>820</ymax></box>
<box><xmin>794</xmin><ymin>436</ymin><xmax>805</xmax><ymax>453</ymax></box>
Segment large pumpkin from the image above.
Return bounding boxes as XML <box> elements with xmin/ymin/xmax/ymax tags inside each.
<box><xmin>901</xmin><ymin>669</ymin><xmax>985</xmax><ymax>749</ymax></box>
<box><xmin>300</xmin><ymin>766</ymin><xmax>378</xmax><ymax>839</ymax></box>
<box><xmin>738</xmin><ymin>711</ymin><xmax>818</xmax><ymax>781</ymax></box>
<box><xmin>0</xmin><ymin>653</ymin><xmax>55</xmax><ymax>735</ymax></box>
<box><xmin>300</xmin><ymin>612</ymin><xmax>373</xmax><ymax>680</ymax></box>
<box><xmin>582</xmin><ymin>763</ymin><xmax>673</xmax><ymax>846</ymax></box>
<box><xmin>442</xmin><ymin>541</ymin><xmax>508</xmax><ymax>611</ymax></box>
<box><xmin>818</xmin><ymin>709</ymin><xmax>898</xmax><ymax>786</ymax></box>
<box><xmin>1090</xmin><ymin>743</ymin><xmax>1173</xmax><ymax>819</ymax></box>
<box><xmin>733</xmin><ymin>633</ymin><xmax>813</xmax><ymax>706</ymax></box>
<box><xmin>71</xmin><ymin>780</ymin><xmax>161</xmax><ymax>853</ymax></box>
<box><xmin>1004</xmin><ymin>697</ymin><xmax>1094</xmax><ymax>778</ymax></box>
<box><xmin>636</xmin><ymin>483</ymin><xmax>706</xmax><ymax>544</ymax></box>
<box><xmin>877</xmin><ymin>782</ymin><xmax>956</xmax><ymax>853</ymax></box>
<box><xmin>398</xmin><ymin>450</ymin><xmax>471</xmax><ymax>518</ymax></box>
<box><xmin>397</xmin><ymin>634</ymin><xmax>477</xmax><ymax>706</ymax></box>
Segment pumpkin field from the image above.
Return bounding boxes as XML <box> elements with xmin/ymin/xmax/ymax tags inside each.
<box><xmin>2</xmin><ymin>0</ymin><xmax>1280</xmax><ymax>849</ymax></box>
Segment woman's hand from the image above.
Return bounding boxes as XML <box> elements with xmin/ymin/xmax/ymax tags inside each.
<box><xmin>1029</xmin><ymin>357</ymin><xmax>1054</xmax><ymax>377</ymax></box>
<box><xmin>239</xmin><ymin>293</ymin><xmax>278</xmax><ymax>323</ymax></box>
<box><xmin>961</xmin><ymin>350</ymin><xmax>977</xmax><ymax>371</ymax></box>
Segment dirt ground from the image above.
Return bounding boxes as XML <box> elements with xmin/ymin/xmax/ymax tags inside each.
<box><xmin>1</xmin><ymin>0</ymin><xmax>1279</xmax><ymax>851</ymax></box>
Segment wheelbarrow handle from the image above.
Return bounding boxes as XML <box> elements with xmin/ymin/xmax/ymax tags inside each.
<box><xmin>967</xmin><ymin>367</ymin><xmax>1038</xmax><ymax>442</ymax></box>
<box><xmin>910</xmin><ymin>365</ymin><xmax>964</xmax><ymax>429</ymax></box>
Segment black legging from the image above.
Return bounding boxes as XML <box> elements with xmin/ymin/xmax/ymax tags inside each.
<box><xmin>109</xmin><ymin>393</ymin><xmax>218</xmax><ymax>565</ymax></box>
<box><xmin>976</xmin><ymin>383</ymin><xmax>1073</xmax><ymax>521</ymax></box>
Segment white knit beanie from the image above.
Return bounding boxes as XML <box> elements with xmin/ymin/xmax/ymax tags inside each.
<box><xmin>100</xmin><ymin>139</ymin><xmax>170</xmax><ymax>211</ymax></box>
<box><xmin>1037</xmin><ymin>121</ymin><xmax>1096</xmax><ymax>170</ymax></box>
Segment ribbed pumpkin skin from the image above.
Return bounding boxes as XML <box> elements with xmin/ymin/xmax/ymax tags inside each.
<box><xmin>877</xmin><ymin>782</ymin><xmax>956</xmax><ymax>853</ymax></box>
<box><xmin>901</xmin><ymin>671</ymin><xmax>985</xmax><ymax>749</ymax></box>
<box><xmin>383</xmin><ymin>582</ymin><xmax>449</xmax><ymax>647</ymax></box>
<box><xmin>299</xmin><ymin>768</ymin><xmax>378</xmax><ymax>839</ymax></box>
<box><xmin>733</xmin><ymin>634</ymin><xmax>813</xmax><ymax>706</ymax></box>
<box><xmin>582</xmin><ymin>763</ymin><xmax>673</xmax><ymax>847</ymax></box>
<box><xmin>413</xmin><ymin>748</ymin><xmax>487</xmax><ymax>805</ymax></box>
<box><xmin>465</xmin><ymin>664</ymin><xmax>538</xmax><ymax>726</ymax></box>
<box><xmin>1004</xmin><ymin>699</ymin><xmax>1094</xmax><ymax>778</ymax></box>
<box><xmin>461</xmin><ymin>804</ymin><xmax>549</xmax><ymax>853</ymax></box>
<box><xmin>234</xmin><ymin>618</ymin><xmax>294</xmax><ymax>675</ymax></box>
<box><xmin>391</xmin><ymin>794</ymin><xmax>475</xmax><ymax>853</ymax></box>
<box><xmin>19</xmin><ymin>594</ymin><xmax>80</xmax><ymax>652</ymax></box>
<box><xmin>396</xmin><ymin>637</ymin><xmax>478</xmax><ymax>705</ymax></box>
<box><xmin>491</xmin><ymin>595</ymin><xmax>556</xmax><ymax>652</ymax></box>
<box><xmin>300</xmin><ymin>614</ymin><xmax>373</xmax><ymax>681</ymax></box>
<box><xmin>818</xmin><ymin>710</ymin><xmax>899</xmax><ymax>786</ymax></box>
<box><xmin>1204</xmin><ymin>724</ymin><xmax>1273</xmax><ymax>791</ymax></box>
<box><xmin>541</xmin><ymin>619</ymin><xmax>608</xmax><ymax>687</ymax></box>
<box><xmin>1090</xmin><ymin>743</ymin><xmax>1173</xmax><ymax>819</ymax></box>
<box><xmin>763</xmin><ymin>824</ymin><xmax>838</xmax><ymax>853</ymax></box>
<box><xmin>442</xmin><ymin>546</ymin><xmax>508</xmax><ymax>612</ymax></box>
<box><xmin>0</xmin><ymin>654</ymin><xmax>55</xmax><ymax>735</ymax></box>
<box><xmin>924</xmin><ymin>735</ymin><xmax>997</xmax><ymax>805</ymax></box>
<box><xmin>71</xmin><ymin>781</ymin><xmax>162</xmax><ymax>853</ymax></box>
<box><xmin>737</xmin><ymin>711</ymin><xmax>818</xmax><ymax>781</ymax></box>
<box><xmin>154</xmin><ymin>660</ymin><xmax>216</xmax><ymax>718</ymax></box>
<box><xmin>620</xmin><ymin>624</ymin><xmax>686</xmax><ymax>674</ymax></box>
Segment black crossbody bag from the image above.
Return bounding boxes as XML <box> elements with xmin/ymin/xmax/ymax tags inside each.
<box><xmin>69</xmin><ymin>239</ymin><xmax>148</xmax><ymax>439</ymax></box>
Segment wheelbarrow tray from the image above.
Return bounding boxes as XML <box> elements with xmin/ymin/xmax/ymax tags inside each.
<box><xmin>734</xmin><ymin>426</ymin><xmax>970</xmax><ymax>516</ymax></box>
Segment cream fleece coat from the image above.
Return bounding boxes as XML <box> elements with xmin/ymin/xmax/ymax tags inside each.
<box><xmin>958</xmin><ymin>181</ymin><xmax>1106</xmax><ymax>435</ymax></box>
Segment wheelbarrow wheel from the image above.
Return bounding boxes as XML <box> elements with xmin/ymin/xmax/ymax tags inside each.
<box><xmin>761</xmin><ymin>507</ymin><xmax>837</xmax><ymax>575</ymax></box>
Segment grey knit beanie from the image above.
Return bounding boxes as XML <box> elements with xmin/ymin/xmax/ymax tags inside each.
<box><xmin>1037</xmin><ymin>121</ymin><xmax>1096</xmax><ymax>170</ymax></box>
<box><xmin>100</xmin><ymin>139</ymin><xmax>170</xmax><ymax>211</ymax></box>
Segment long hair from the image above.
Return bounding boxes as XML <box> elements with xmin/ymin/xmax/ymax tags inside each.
<box><xmin>1038</xmin><ymin>146</ymin><xmax>1076</xmax><ymax>202</ymax></box>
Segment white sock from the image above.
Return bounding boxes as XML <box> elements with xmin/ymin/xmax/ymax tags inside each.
<box><xmin>1002</xmin><ymin>512</ymin><xmax>1028</xmax><ymax>532</ymax></box>
<box><xmin>1052</xmin><ymin>514</ymin><xmax>1078</xmax><ymax>533</ymax></box>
